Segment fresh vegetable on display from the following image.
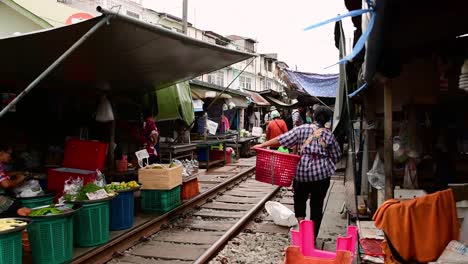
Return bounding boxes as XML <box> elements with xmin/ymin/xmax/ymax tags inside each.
<box><xmin>64</xmin><ymin>182</ymin><xmax>115</xmax><ymax>202</ymax></box>
<box><xmin>29</xmin><ymin>206</ymin><xmax>63</xmax><ymax>216</ymax></box>
<box><xmin>0</xmin><ymin>219</ymin><xmax>27</xmax><ymax>232</ymax></box>
<box><xmin>105</xmin><ymin>181</ymin><xmax>139</xmax><ymax>192</ymax></box>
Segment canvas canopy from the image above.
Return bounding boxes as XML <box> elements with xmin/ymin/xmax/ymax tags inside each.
<box><xmin>0</xmin><ymin>7</ymin><xmax>253</xmax><ymax>95</ymax></box>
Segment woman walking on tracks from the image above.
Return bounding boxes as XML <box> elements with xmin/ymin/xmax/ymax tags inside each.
<box><xmin>253</xmin><ymin>106</ymin><xmax>341</xmax><ymax>240</ymax></box>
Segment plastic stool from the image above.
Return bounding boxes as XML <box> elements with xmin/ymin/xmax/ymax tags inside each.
<box><xmin>290</xmin><ymin>220</ymin><xmax>358</xmax><ymax>258</ymax></box>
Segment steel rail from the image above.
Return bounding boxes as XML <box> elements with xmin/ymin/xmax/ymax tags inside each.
<box><xmin>193</xmin><ymin>185</ymin><xmax>280</xmax><ymax>264</ymax></box>
<box><xmin>71</xmin><ymin>165</ymin><xmax>255</xmax><ymax>264</ymax></box>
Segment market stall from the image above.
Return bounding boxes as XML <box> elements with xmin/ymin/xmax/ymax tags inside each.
<box><xmin>193</xmin><ymin>140</ymin><xmax>227</xmax><ymax>170</ymax></box>
<box><xmin>339</xmin><ymin>0</ymin><xmax>468</xmax><ymax>262</ymax></box>
<box><xmin>0</xmin><ymin>5</ymin><xmax>254</xmax><ymax>263</ymax></box>
<box><xmin>189</xmin><ymin>80</ymin><xmax>251</xmax><ymax>166</ymax></box>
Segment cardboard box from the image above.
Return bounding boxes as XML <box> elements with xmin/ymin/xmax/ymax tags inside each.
<box><xmin>138</xmin><ymin>164</ymin><xmax>182</xmax><ymax>190</ymax></box>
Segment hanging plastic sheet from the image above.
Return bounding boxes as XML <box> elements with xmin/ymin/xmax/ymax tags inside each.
<box><xmin>155</xmin><ymin>81</ymin><xmax>195</xmax><ymax>126</ymax></box>
<box><xmin>304</xmin><ymin>1</ymin><xmax>376</xmax><ymax>67</ymax></box>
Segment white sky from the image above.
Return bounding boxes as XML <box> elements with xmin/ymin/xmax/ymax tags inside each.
<box><xmin>142</xmin><ymin>0</ymin><xmax>355</xmax><ymax>74</ymax></box>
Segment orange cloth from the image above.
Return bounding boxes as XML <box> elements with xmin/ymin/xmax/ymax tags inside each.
<box><xmin>266</xmin><ymin>119</ymin><xmax>288</xmax><ymax>147</ymax></box>
<box><xmin>373</xmin><ymin>189</ymin><xmax>459</xmax><ymax>263</ymax></box>
<box><xmin>283</xmin><ymin>246</ymin><xmax>353</xmax><ymax>264</ymax></box>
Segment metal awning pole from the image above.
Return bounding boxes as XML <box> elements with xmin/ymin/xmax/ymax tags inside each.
<box><xmin>0</xmin><ymin>16</ymin><xmax>111</xmax><ymax>119</ymax></box>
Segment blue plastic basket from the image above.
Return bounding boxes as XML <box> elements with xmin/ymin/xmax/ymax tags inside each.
<box><xmin>109</xmin><ymin>190</ymin><xmax>134</xmax><ymax>230</ymax></box>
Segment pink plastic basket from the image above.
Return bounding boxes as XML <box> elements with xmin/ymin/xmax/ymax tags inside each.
<box><xmin>254</xmin><ymin>148</ymin><xmax>300</xmax><ymax>187</ymax></box>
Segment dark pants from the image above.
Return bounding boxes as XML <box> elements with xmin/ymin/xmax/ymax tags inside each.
<box><xmin>293</xmin><ymin>178</ymin><xmax>331</xmax><ymax>239</ymax></box>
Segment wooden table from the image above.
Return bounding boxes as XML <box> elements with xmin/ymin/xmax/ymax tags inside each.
<box><xmin>207</xmin><ymin>132</ymin><xmax>239</xmax><ymax>156</ymax></box>
<box><xmin>193</xmin><ymin>140</ymin><xmax>226</xmax><ymax>171</ymax></box>
<box><xmin>225</xmin><ymin>136</ymin><xmax>259</xmax><ymax>158</ymax></box>
<box><xmin>159</xmin><ymin>143</ymin><xmax>197</xmax><ymax>163</ymax></box>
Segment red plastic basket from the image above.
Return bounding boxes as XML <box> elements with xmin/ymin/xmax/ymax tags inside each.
<box><xmin>254</xmin><ymin>148</ymin><xmax>301</xmax><ymax>187</ymax></box>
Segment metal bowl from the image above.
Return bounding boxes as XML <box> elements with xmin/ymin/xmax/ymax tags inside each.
<box><xmin>113</xmin><ymin>186</ymin><xmax>140</xmax><ymax>193</ymax></box>
<box><xmin>0</xmin><ymin>217</ymin><xmax>31</xmax><ymax>236</ymax></box>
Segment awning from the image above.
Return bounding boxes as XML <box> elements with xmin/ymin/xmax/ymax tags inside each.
<box><xmin>245</xmin><ymin>91</ymin><xmax>270</xmax><ymax>106</ymax></box>
<box><xmin>0</xmin><ymin>7</ymin><xmax>254</xmax><ymax>95</ymax></box>
<box><xmin>227</xmin><ymin>97</ymin><xmax>249</xmax><ymax>108</ymax></box>
<box><xmin>191</xmin><ymin>87</ymin><xmax>232</xmax><ymax>99</ymax></box>
<box><xmin>283</xmin><ymin>69</ymin><xmax>338</xmax><ymax>98</ymax></box>
<box><xmin>264</xmin><ymin>96</ymin><xmax>298</xmax><ymax>109</ymax></box>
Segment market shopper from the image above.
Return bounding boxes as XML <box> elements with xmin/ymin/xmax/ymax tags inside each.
<box><xmin>140</xmin><ymin>109</ymin><xmax>159</xmax><ymax>165</ymax></box>
<box><xmin>0</xmin><ymin>144</ymin><xmax>31</xmax><ymax>217</ymax></box>
<box><xmin>266</xmin><ymin>110</ymin><xmax>288</xmax><ymax>149</ymax></box>
<box><xmin>253</xmin><ymin>106</ymin><xmax>341</xmax><ymax>240</ymax></box>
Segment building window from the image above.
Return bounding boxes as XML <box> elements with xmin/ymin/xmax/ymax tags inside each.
<box><xmin>239</xmin><ymin>76</ymin><xmax>252</xmax><ymax>90</ymax></box>
<box><xmin>126</xmin><ymin>10</ymin><xmax>140</xmax><ymax>19</ymax></box>
<box><xmin>208</xmin><ymin>71</ymin><xmax>224</xmax><ymax>86</ymax></box>
<box><xmin>265</xmin><ymin>81</ymin><xmax>272</xmax><ymax>90</ymax></box>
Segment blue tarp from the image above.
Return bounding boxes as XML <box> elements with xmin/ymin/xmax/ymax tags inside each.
<box><xmin>284</xmin><ymin>69</ymin><xmax>338</xmax><ymax>98</ymax></box>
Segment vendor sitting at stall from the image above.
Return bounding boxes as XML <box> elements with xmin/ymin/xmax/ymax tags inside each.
<box><xmin>0</xmin><ymin>144</ymin><xmax>31</xmax><ymax>217</ymax></box>
<box><xmin>140</xmin><ymin>109</ymin><xmax>159</xmax><ymax>165</ymax></box>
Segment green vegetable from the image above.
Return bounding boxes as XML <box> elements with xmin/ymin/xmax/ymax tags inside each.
<box><xmin>76</xmin><ymin>183</ymin><xmax>103</xmax><ymax>201</ymax></box>
<box><xmin>29</xmin><ymin>206</ymin><xmax>62</xmax><ymax>216</ymax></box>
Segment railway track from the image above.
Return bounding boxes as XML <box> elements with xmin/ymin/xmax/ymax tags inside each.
<box><xmin>71</xmin><ymin>161</ymin><xmax>282</xmax><ymax>264</ymax></box>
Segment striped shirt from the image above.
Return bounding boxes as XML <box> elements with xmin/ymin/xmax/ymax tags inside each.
<box><xmin>278</xmin><ymin>123</ymin><xmax>341</xmax><ymax>182</ymax></box>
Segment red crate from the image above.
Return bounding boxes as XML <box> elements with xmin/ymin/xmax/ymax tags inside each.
<box><xmin>47</xmin><ymin>139</ymin><xmax>108</xmax><ymax>201</ymax></box>
<box><xmin>181</xmin><ymin>178</ymin><xmax>199</xmax><ymax>201</ymax></box>
<box><xmin>210</xmin><ymin>149</ymin><xmax>232</xmax><ymax>164</ymax></box>
<box><xmin>62</xmin><ymin>139</ymin><xmax>107</xmax><ymax>170</ymax></box>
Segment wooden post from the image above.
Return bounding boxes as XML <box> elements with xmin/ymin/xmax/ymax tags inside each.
<box><xmin>384</xmin><ymin>81</ymin><xmax>394</xmax><ymax>200</ymax></box>
<box><xmin>364</xmin><ymin>92</ymin><xmax>377</xmax><ymax>212</ymax></box>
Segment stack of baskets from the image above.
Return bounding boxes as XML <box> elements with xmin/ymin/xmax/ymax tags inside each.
<box><xmin>138</xmin><ymin>164</ymin><xmax>183</xmax><ymax>213</ymax></box>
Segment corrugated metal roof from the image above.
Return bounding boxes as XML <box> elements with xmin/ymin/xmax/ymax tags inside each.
<box><xmin>245</xmin><ymin>90</ymin><xmax>270</xmax><ymax>106</ymax></box>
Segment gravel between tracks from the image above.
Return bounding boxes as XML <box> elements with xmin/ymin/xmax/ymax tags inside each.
<box><xmin>209</xmin><ymin>232</ymin><xmax>289</xmax><ymax>264</ymax></box>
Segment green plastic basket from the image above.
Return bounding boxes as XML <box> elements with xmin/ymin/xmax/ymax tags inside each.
<box><xmin>0</xmin><ymin>231</ymin><xmax>22</xmax><ymax>264</ymax></box>
<box><xmin>73</xmin><ymin>201</ymin><xmax>109</xmax><ymax>247</ymax></box>
<box><xmin>141</xmin><ymin>186</ymin><xmax>181</xmax><ymax>213</ymax></box>
<box><xmin>27</xmin><ymin>216</ymin><xmax>74</xmax><ymax>264</ymax></box>
<box><xmin>19</xmin><ymin>195</ymin><xmax>54</xmax><ymax>209</ymax></box>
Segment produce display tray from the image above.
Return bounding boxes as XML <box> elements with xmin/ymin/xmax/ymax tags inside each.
<box><xmin>65</xmin><ymin>194</ymin><xmax>118</xmax><ymax>204</ymax></box>
<box><xmin>27</xmin><ymin>204</ymin><xmax>81</xmax><ymax>219</ymax></box>
<box><xmin>0</xmin><ymin>218</ymin><xmax>31</xmax><ymax>236</ymax></box>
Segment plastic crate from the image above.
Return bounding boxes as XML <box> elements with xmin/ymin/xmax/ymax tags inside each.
<box><xmin>141</xmin><ymin>186</ymin><xmax>181</xmax><ymax>213</ymax></box>
<box><xmin>110</xmin><ymin>190</ymin><xmax>135</xmax><ymax>230</ymax></box>
<box><xmin>181</xmin><ymin>178</ymin><xmax>200</xmax><ymax>201</ymax></box>
<box><xmin>0</xmin><ymin>231</ymin><xmax>22</xmax><ymax>264</ymax></box>
<box><xmin>27</xmin><ymin>215</ymin><xmax>74</xmax><ymax>264</ymax></box>
<box><xmin>74</xmin><ymin>201</ymin><xmax>109</xmax><ymax>247</ymax></box>
<box><xmin>19</xmin><ymin>195</ymin><xmax>54</xmax><ymax>209</ymax></box>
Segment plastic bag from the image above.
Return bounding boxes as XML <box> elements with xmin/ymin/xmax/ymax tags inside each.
<box><xmin>59</xmin><ymin>177</ymin><xmax>83</xmax><ymax>203</ymax></box>
<box><xmin>265</xmin><ymin>201</ymin><xmax>298</xmax><ymax>227</ymax></box>
<box><xmin>13</xmin><ymin>179</ymin><xmax>43</xmax><ymax>198</ymax></box>
<box><xmin>277</xmin><ymin>146</ymin><xmax>290</xmax><ymax>154</ymax></box>
<box><xmin>367</xmin><ymin>153</ymin><xmax>385</xmax><ymax>190</ymax></box>
<box><xmin>94</xmin><ymin>169</ymin><xmax>106</xmax><ymax>187</ymax></box>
